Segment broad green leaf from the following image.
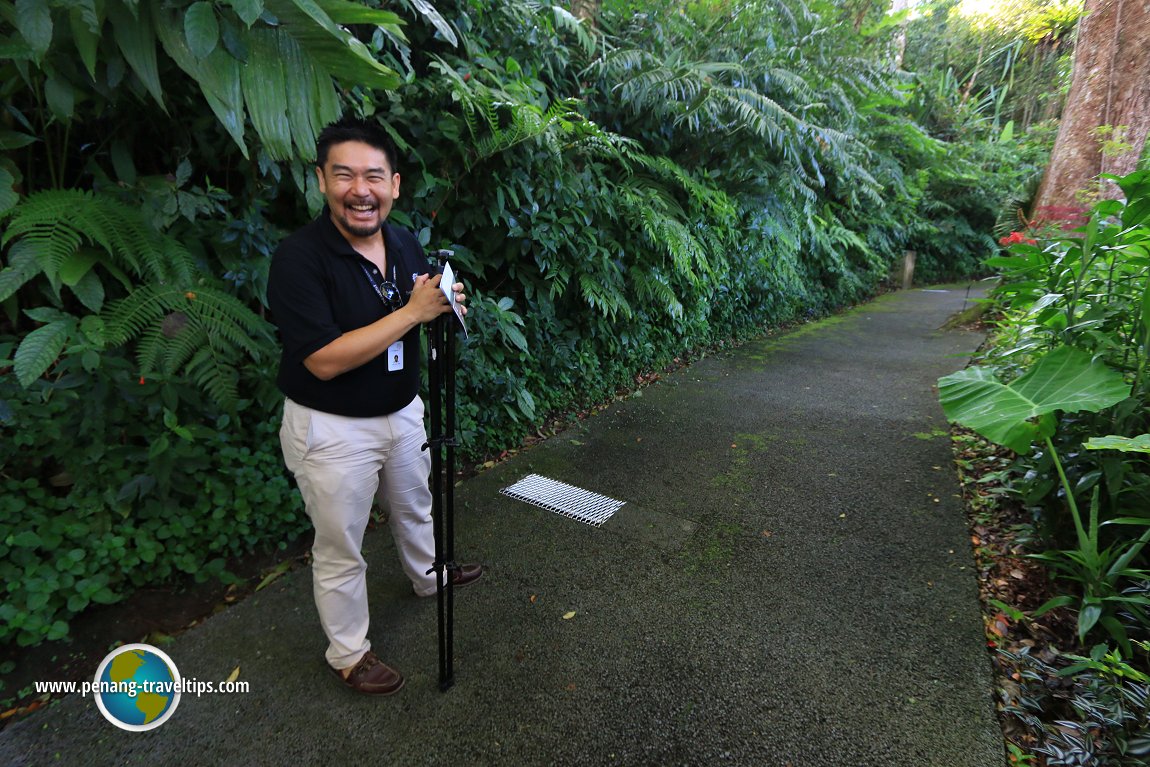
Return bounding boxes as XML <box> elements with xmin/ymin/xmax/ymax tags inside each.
<box><xmin>1078</xmin><ymin>599</ymin><xmax>1103</xmax><ymax>639</ymax></box>
<box><xmin>0</xmin><ymin>241</ymin><xmax>41</xmax><ymax>301</ymax></box>
<box><xmin>502</xmin><ymin>323</ymin><xmax>528</xmax><ymax>352</ymax></box>
<box><xmin>318</xmin><ymin>0</ymin><xmax>404</xmax><ymax>33</ymax></box>
<box><xmin>0</xmin><ymin>167</ymin><xmax>18</xmax><ymax>215</ymax></box>
<box><xmin>110</xmin><ymin>139</ymin><xmax>137</xmax><ymax>184</ymax></box>
<box><xmin>227</xmin><ymin>0</ymin><xmax>264</xmax><ymax>26</ymax></box>
<box><xmin>240</xmin><ymin>29</ymin><xmax>293</xmax><ymax>161</ymax></box>
<box><xmin>69</xmin><ymin>266</ymin><xmax>106</xmax><ymax>313</ymax></box>
<box><xmin>69</xmin><ymin>5</ymin><xmax>101</xmax><ymax>79</ymax></box>
<box><xmin>938</xmin><ymin>347</ymin><xmax>1131</xmax><ymax>454</ymax></box>
<box><xmin>185</xmin><ymin>2</ymin><xmax>219</xmax><ymax>59</ymax></box>
<box><xmin>276</xmin><ymin>29</ymin><xmax>322</xmax><ymax>160</ymax></box>
<box><xmin>155</xmin><ymin>12</ymin><xmax>249</xmax><ymax>157</ymax></box>
<box><xmin>24</xmin><ymin>307</ymin><xmax>69</xmax><ymax>323</ymax></box>
<box><xmin>219</xmin><ymin>15</ymin><xmax>249</xmax><ymax>60</ymax></box>
<box><xmin>0</xmin><ymin>131</ymin><xmax>38</xmax><ymax>151</ymax></box>
<box><xmin>1085</xmin><ymin>434</ymin><xmax>1150</xmax><ymax>454</ymax></box>
<box><xmin>80</xmin><ymin>314</ymin><xmax>106</xmax><ymax>345</ymax></box>
<box><xmin>108</xmin><ymin>0</ymin><xmax>167</xmax><ymax>110</ymax></box>
<box><xmin>1142</xmin><ymin>270</ymin><xmax>1150</xmax><ymax>341</ymax></box>
<box><xmin>9</xmin><ymin>530</ymin><xmax>42</xmax><ymax>548</ymax></box>
<box><xmin>264</xmin><ymin>0</ymin><xmax>401</xmax><ymax>90</ymax></box>
<box><xmin>408</xmin><ymin>0</ymin><xmax>457</xmax><ymax>46</ymax></box>
<box><xmin>44</xmin><ymin>76</ymin><xmax>76</xmax><ymax>121</ymax></box>
<box><xmin>58</xmin><ymin>249</ymin><xmax>98</xmax><ymax>285</ymax></box>
<box><xmin>15</xmin><ymin>320</ymin><xmax>72</xmax><ymax>386</ymax></box>
<box><xmin>14</xmin><ymin>0</ymin><xmax>52</xmax><ymax>62</ymax></box>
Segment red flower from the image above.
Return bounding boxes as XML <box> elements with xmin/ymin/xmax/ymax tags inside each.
<box><xmin>139</xmin><ymin>376</ymin><xmax>146</xmax><ymax>385</ymax></box>
<box><xmin>998</xmin><ymin>231</ymin><xmax>1037</xmax><ymax>247</ymax></box>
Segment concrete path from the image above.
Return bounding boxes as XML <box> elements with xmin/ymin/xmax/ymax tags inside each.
<box><xmin>0</xmin><ymin>285</ymin><xmax>1002</xmax><ymax>767</ymax></box>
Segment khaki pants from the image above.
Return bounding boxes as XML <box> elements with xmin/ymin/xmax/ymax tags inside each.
<box><xmin>279</xmin><ymin>396</ymin><xmax>438</xmax><ymax>669</ymax></box>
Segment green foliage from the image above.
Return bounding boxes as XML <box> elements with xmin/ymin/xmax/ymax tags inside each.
<box><xmin>4</xmin><ymin>0</ymin><xmax>403</xmax><ymax>164</ymax></box>
<box><xmin>939</xmin><ymin>346</ymin><xmax>1131</xmax><ymax>455</ymax></box>
<box><xmin>949</xmin><ymin>171</ymin><xmax>1150</xmax><ymax>652</ymax></box>
<box><xmin>999</xmin><ymin>642</ymin><xmax>1150</xmax><ymax>765</ymax></box>
<box><xmin>0</xmin><ymin>384</ymin><xmax>306</xmax><ymax>647</ymax></box>
<box><xmin>0</xmin><ymin>0</ymin><xmax>1040</xmax><ymax>650</ymax></box>
<box><xmin>1</xmin><ymin>190</ymin><xmax>275</xmax><ymax>409</ymax></box>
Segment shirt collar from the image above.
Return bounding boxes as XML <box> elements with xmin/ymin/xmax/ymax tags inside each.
<box><xmin>317</xmin><ymin>205</ymin><xmax>393</xmax><ymax>261</ymax></box>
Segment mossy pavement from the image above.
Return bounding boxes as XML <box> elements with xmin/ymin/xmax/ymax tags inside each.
<box><xmin>0</xmin><ymin>283</ymin><xmax>1004</xmax><ymax>766</ymax></box>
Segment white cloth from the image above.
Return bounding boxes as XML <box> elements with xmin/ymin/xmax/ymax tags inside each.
<box><xmin>279</xmin><ymin>396</ymin><xmax>438</xmax><ymax>669</ymax></box>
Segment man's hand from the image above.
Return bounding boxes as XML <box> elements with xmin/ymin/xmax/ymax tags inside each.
<box><xmin>405</xmin><ymin>274</ymin><xmax>467</xmax><ymax>324</ymax></box>
<box><xmin>303</xmin><ymin>273</ymin><xmax>467</xmax><ymax>381</ymax></box>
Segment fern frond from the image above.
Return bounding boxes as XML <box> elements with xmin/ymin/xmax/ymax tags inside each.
<box><xmin>3</xmin><ymin>190</ymin><xmax>197</xmax><ymax>285</ymax></box>
<box><xmin>0</xmin><ymin>240</ymin><xmax>45</xmax><ymax>302</ymax></box>
<box><xmin>548</xmin><ymin>5</ymin><xmax>597</xmax><ymax>58</ymax></box>
<box><xmin>186</xmin><ymin>344</ymin><xmax>241</xmax><ymax>411</ymax></box>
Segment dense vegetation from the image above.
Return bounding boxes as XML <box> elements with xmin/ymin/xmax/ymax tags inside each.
<box><xmin>940</xmin><ymin>172</ymin><xmax>1150</xmax><ymax>764</ymax></box>
<box><xmin>1</xmin><ymin>0</ymin><xmax>1050</xmax><ymax>654</ymax></box>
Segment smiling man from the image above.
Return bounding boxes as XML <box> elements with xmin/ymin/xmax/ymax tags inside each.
<box><xmin>267</xmin><ymin>117</ymin><xmax>482</xmax><ymax>696</ymax></box>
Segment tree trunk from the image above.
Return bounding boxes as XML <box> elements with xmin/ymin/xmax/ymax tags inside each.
<box><xmin>890</xmin><ymin>0</ymin><xmax>910</xmax><ymax>70</ymax></box>
<box><xmin>1032</xmin><ymin>0</ymin><xmax>1150</xmax><ymax>228</ymax></box>
<box><xmin>570</xmin><ymin>0</ymin><xmax>599</xmax><ymax>25</ymax></box>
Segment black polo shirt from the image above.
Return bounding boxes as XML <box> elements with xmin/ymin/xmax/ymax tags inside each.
<box><xmin>268</xmin><ymin>210</ymin><xmax>429</xmax><ymax>417</ymax></box>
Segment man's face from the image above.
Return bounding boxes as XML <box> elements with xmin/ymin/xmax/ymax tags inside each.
<box><xmin>316</xmin><ymin>140</ymin><xmax>401</xmax><ymax>243</ymax></box>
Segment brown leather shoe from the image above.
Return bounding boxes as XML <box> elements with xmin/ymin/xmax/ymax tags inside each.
<box><xmin>452</xmin><ymin>563</ymin><xmax>483</xmax><ymax>588</ymax></box>
<box><xmin>416</xmin><ymin>563</ymin><xmax>483</xmax><ymax>597</ymax></box>
<box><xmin>329</xmin><ymin>651</ymin><xmax>405</xmax><ymax>695</ymax></box>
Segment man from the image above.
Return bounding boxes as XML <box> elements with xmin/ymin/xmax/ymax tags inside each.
<box><xmin>268</xmin><ymin>117</ymin><xmax>481</xmax><ymax>696</ymax></box>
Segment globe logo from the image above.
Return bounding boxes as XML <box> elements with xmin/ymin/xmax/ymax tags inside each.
<box><xmin>92</xmin><ymin>644</ymin><xmax>182</xmax><ymax>731</ymax></box>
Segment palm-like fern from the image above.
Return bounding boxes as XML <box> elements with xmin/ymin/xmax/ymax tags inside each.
<box><xmin>8</xmin><ymin>0</ymin><xmax>408</xmax><ymax>163</ymax></box>
<box><xmin>1</xmin><ymin>190</ymin><xmax>274</xmax><ymax>408</ymax></box>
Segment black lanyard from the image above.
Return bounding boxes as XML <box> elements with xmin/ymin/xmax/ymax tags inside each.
<box><xmin>359</xmin><ymin>261</ymin><xmax>399</xmax><ymax>309</ymax></box>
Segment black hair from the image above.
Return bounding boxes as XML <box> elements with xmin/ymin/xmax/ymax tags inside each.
<box><xmin>315</xmin><ymin>117</ymin><xmax>399</xmax><ymax>174</ymax></box>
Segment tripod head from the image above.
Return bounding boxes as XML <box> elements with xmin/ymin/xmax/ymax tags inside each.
<box><xmin>427</xmin><ymin>249</ymin><xmax>454</xmax><ymax>274</ymax></box>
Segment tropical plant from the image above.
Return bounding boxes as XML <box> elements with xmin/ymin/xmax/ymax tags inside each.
<box><xmin>999</xmin><ymin>641</ymin><xmax>1150</xmax><ymax>765</ymax></box>
<box><xmin>1</xmin><ymin>190</ymin><xmax>273</xmax><ymax>405</ymax></box>
<box><xmin>939</xmin><ymin>345</ymin><xmax>1150</xmax><ymax>649</ymax></box>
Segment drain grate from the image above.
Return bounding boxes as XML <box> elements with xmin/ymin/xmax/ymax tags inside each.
<box><xmin>500</xmin><ymin>474</ymin><xmax>625</xmax><ymax>528</ymax></box>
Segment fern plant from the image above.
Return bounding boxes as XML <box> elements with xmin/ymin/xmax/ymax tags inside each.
<box><xmin>1</xmin><ymin>190</ymin><xmax>274</xmax><ymax>408</ymax></box>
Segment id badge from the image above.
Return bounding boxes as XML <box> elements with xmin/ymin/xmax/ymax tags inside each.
<box><xmin>387</xmin><ymin>341</ymin><xmax>404</xmax><ymax>372</ymax></box>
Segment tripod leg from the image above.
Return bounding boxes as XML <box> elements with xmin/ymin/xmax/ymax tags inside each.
<box><xmin>443</xmin><ymin>312</ymin><xmax>457</xmax><ymax>690</ymax></box>
<box><xmin>426</xmin><ymin>315</ymin><xmax>449</xmax><ymax>690</ymax></box>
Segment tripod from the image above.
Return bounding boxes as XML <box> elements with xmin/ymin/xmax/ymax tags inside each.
<box><xmin>423</xmin><ymin>249</ymin><xmax>461</xmax><ymax>692</ymax></box>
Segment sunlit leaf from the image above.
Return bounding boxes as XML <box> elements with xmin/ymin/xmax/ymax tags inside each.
<box><xmin>265</xmin><ymin>0</ymin><xmax>401</xmax><ymax>90</ymax></box>
<box><xmin>1084</xmin><ymin>434</ymin><xmax>1150</xmax><ymax>454</ymax></box>
<box><xmin>255</xmin><ymin>559</ymin><xmax>294</xmax><ymax>591</ymax></box>
<box><xmin>408</xmin><ymin>0</ymin><xmax>457</xmax><ymax>46</ymax></box>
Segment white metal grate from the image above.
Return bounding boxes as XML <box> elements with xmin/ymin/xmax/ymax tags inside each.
<box><xmin>500</xmin><ymin>474</ymin><xmax>625</xmax><ymax>528</ymax></box>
